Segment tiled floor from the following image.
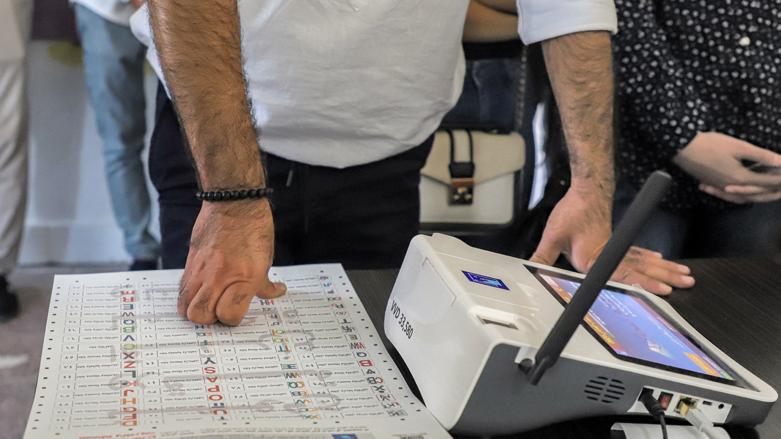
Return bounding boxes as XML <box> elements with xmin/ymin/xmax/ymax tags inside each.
<box><xmin>0</xmin><ymin>265</ymin><xmax>126</xmax><ymax>439</ymax></box>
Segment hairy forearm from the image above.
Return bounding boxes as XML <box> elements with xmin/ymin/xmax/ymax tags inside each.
<box><xmin>542</xmin><ymin>31</ymin><xmax>615</xmax><ymax>197</ymax></box>
<box><xmin>463</xmin><ymin>0</ymin><xmax>519</xmax><ymax>43</ymax></box>
<box><xmin>148</xmin><ymin>0</ymin><xmax>265</xmax><ymax>190</ymax></box>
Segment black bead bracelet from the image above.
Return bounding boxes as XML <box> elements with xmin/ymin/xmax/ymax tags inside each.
<box><xmin>196</xmin><ymin>188</ymin><xmax>273</xmax><ymax>202</ymax></box>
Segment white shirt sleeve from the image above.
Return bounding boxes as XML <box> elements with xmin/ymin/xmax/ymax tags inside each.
<box><xmin>516</xmin><ymin>0</ymin><xmax>618</xmax><ymax>44</ymax></box>
<box><xmin>129</xmin><ymin>4</ymin><xmax>152</xmax><ymax>48</ymax></box>
<box><xmin>0</xmin><ymin>0</ymin><xmax>26</xmax><ymax>61</ymax></box>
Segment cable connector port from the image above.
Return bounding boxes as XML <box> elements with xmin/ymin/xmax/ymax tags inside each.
<box><xmin>638</xmin><ymin>389</ymin><xmax>668</xmax><ymax>439</ymax></box>
<box><xmin>639</xmin><ymin>389</ymin><xmax>665</xmax><ymax>419</ymax></box>
<box><xmin>679</xmin><ymin>399</ymin><xmax>721</xmax><ymax>439</ymax></box>
<box><xmin>676</xmin><ymin>397</ymin><xmax>699</xmax><ymax>416</ymax></box>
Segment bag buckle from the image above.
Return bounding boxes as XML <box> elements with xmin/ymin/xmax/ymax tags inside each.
<box><xmin>450</xmin><ymin>178</ymin><xmax>474</xmax><ymax>205</ymax></box>
<box><xmin>446</xmin><ymin>130</ymin><xmax>477</xmax><ymax>206</ymax></box>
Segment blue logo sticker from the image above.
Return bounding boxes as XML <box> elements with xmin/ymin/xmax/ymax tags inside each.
<box><xmin>332</xmin><ymin>436</ymin><xmax>359</xmax><ymax>439</ymax></box>
<box><xmin>462</xmin><ymin>271</ymin><xmax>509</xmax><ymax>290</ymax></box>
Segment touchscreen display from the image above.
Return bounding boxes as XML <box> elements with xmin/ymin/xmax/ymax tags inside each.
<box><xmin>531</xmin><ymin>269</ymin><xmax>747</xmax><ymax>387</ymax></box>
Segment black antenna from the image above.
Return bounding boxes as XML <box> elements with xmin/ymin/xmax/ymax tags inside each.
<box><xmin>522</xmin><ymin>171</ymin><xmax>672</xmax><ymax>385</ymax></box>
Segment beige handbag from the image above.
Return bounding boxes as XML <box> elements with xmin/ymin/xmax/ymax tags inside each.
<box><xmin>420</xmin><ymin>129</ymin><xmax>526</xmax><ymax>226</ymax></box>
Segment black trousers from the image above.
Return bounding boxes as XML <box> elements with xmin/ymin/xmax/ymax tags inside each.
<box><xmin>148</xmin><ymin>83</ymin><xmax>433</xmax><ymax>270</ymax></box>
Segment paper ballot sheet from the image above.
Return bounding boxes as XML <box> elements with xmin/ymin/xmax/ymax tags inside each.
<box><xmin>25</xmin><ymin>264</ymin><xmax>451</xmax><ymax>439</ymax></box>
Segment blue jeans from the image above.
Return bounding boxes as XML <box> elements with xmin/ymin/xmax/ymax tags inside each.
<box><xmin>613</xmin><ymin>182</ymin><xmax>781</xmax><ymax>259</ymax></box>
<box><xmin>76</xmin><ymin>5</ymin><xmax>159</xmax><ymax>260</ymax></box>
<box><xmin>440</xmin><ymin>59</ymin><xmax>521</xmax><ymax>133</ymax></box>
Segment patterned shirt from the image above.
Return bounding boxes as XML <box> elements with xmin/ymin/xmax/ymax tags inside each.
<box><xmin>613</xmin><ymin>0</ymin><xmax>781</xmax><ymax>210</ymax></box>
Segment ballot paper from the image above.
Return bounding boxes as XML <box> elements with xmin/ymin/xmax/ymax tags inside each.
<box><xmin>24</xmin><ymin>264</ymin><xmax>451</xmax><ymax>439</ymax></box>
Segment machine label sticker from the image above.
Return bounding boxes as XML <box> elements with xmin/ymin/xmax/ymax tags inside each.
<box><xmin>462</xmin><ymin>271</ymin><xmax>509</xmax><ymax>290</ymax></box>
<box><xmin>389</xmin><ymin>301</ymin><xmax>414</xmax><ymax>339</ymax></box>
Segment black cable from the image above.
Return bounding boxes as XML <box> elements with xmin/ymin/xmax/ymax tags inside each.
<box><xmin>639</xmin><ymin>390</ymin><xmax>669</xmax><ymax>439</ymax></box>
<box><xmin>659</xmin><ymin>416</ymin><xmax>669</xmax><ymax>439</ymax></box>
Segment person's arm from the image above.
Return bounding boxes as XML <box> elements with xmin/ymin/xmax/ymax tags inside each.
<box><xmin>676</xmin><ymin>133</ymin><xmax>781</xmax><ymax>203</ymax></box>
<box><xmin>474</xmin><ymin>0</ymin><xmax>516</xmax><ymax>15</ymax></box>
<box><xmin>147</xmin><ymin>0</ymin><xmax>285</xmax><ymax>325</ymax></box>
<box><xmin>613</xmin><ymin>0</ymin><xmax>781</xmax><ymax>202</ymax></box>
<box><xmin>532</xmin><ymin>31</ymin><xmax>693</xmax><ymax>295</ymax></box>
<box><xmin>463</xmin><ymin>0</ymin><xmax>519</xmax><ymax>43</ymax></box>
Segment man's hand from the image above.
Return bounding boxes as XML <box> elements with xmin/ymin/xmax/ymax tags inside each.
<box><xmin>148</xmin><ymin>0</ymin><xmax>279</xmax><ymax>324</ymax></box>
<box><xmin>178</xmin><ymin>200</ymin><xmax>286</xmax><ymax>325</ymax></box>
<box><xmin>128</xmin><ymin>0</ymin><xmax>145</xmax><ymax>9</ymax></box>
<box><xmin>673</xmin><ymin>132</ymin><xmax>781</xmax><ymax>203</ymax></box>
<box><xmin>531</xmin><ymin>185</ymin><xmax>695</xmax><ymax>296</ymax></box>
<box><xmin>534</xmin><ymin>32</ymin><xmax>693</xmax><ymax>295</ymax></box>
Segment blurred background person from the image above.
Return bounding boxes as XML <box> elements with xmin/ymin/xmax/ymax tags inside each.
<box><xmin>0</xmin><ymin>0</ymin><xmax>33</xmax><ymax>322</ymax></box>
<box><xmin>613</xmin><ymin>0</ymin><xmax>781</xmax><ymax>259</ymax></box>
<box><xmin>74</xmin><ymin>0</ymin><xmax>159</xmax><ymax>270</ymax></box>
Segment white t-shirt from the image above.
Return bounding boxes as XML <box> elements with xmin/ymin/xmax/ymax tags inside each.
<box><xmin>73</xmin><ymin>0</ymin><xmax>136</xmax><ymax>25</ymax></box>
<box><xmin>0</xmin><ymin>0</ymin><xmax>32</xmax><ymax>61</ymax></box>
<box><xmin>132</xmin><ymin>0</ymin><xmax>616</xmax><ymax>169</ymax></box>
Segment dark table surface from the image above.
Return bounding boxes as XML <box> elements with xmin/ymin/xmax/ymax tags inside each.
<box><xmin>347</xmin><ymin>257</ymin><xmax>781</xmax><ymax>439</ymax></box>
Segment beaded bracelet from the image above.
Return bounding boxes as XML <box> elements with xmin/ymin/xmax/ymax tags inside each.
<box><xmin>196</xmin><ymin>188</ymin><xmax>273</xmax><ymax>202</ymax></box>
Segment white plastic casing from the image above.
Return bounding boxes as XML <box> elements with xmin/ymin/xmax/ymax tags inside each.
<box><xmin>384</xmin><ymin>234</ymin><xmax>778</xmax><ymax>429</ymax></box>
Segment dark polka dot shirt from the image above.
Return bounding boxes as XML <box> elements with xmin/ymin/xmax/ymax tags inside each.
<box><xmin>613</xmin><ymin>0</ymin><xmax>781</xmax><ymax>210</ymax></box>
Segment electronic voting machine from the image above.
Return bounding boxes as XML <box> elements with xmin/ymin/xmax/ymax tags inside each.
<box><xmin>384</xmin><ymin>174</ymin><xmax>777</xmax><ymax>435</ymax></box>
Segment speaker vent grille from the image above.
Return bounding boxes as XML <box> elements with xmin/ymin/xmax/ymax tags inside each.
<box><xmin>584</xmin><ymin>376</ymin><xmax>625</xmax><ymax>404</ymax></box>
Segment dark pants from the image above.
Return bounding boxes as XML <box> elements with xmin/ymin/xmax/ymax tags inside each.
<box><xmin>148</xmin><ymin>83</ymin><xmax>433</xmax><ymax>270</ymax></box>
<box><xmin>613</xmin><ymin>182</ymin><xmax>781</xmax><ymax>259</ymax></box>
<box><xmin>439</xmin><ymin>58</ymin><xmax>521</xmax><ymax>133</ymax></box>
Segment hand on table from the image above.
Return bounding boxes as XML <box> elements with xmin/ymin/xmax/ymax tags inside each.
<box><xmin>178</xmin><ymin>199</ymin><xmax>286</xmax><ymax>325</ymax></box>
<box><xmin>673</xmin><ymin>132</ymin><xmax>781</xmax><ymax>204</ymax></box>
<box><xmin>530</xmin><ymin>186</ymin><xmax>695</xmax><ymax>295</ymax></box>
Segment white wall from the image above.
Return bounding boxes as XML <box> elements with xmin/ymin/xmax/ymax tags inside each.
<box><xmin>19</xmin><ymin>41</ymin><xmax>160</xmax><ymax>265</ymax></box>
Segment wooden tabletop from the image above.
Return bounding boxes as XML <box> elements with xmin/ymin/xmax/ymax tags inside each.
<box><xmin>347</xmin><ymin>257</ymin><xmax>781</xmax><ymax>439</ymax></box>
